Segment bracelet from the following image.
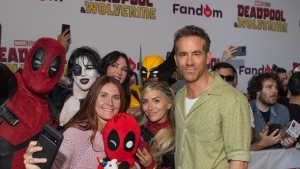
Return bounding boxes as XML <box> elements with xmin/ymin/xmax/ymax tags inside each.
<box><xmin>257</xmin><ymin>142</ymin><xmax>265</xmax><ymax>149</ymax></box>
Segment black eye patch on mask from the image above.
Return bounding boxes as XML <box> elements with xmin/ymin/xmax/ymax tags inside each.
<box><xmin>72</xmin><ymin>64</ymin><xmax>82</xmax><ymax>76</ymax></box>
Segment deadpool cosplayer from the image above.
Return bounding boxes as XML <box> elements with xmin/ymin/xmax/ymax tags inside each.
<box><xmin>0</xmin><ymin>37</ymin><xmax>66</xmax><ymax>169</ymax></box>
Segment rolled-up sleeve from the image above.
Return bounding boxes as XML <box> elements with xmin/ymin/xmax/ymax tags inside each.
<box><xmin>222</xmin><ymin>97</ymin><xmax>251</xmax><ymax>162</ymax></box>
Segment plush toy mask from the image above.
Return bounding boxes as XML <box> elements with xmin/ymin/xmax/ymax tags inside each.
<box><xmin>101</xmin><ymin>113</ymin><xmax>141</xmax><ymax>169</ymax></box>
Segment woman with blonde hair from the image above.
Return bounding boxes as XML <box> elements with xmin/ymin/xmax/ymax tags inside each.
<box><xmin>136</xmin><ymin>81</ymin><xmax>175</xmax><ymax>169</ymax></box>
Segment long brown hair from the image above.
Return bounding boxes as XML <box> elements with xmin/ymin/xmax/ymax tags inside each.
<box><xmin>64</xmin><ymin>75</ymin><xmax>126</xmax><ymax>150</ymax></box>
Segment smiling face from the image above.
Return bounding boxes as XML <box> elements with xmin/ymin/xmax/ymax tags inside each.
<box><xmin>141</xmin><ymin>90</ymin><xmax>171</xmax><ymax>123</ymax></box>
<box><xmin>95</xmin><ymin>82</ymin><xmax>121</xmax><ymax>125</ymax></box>
<box><xmin>106</xmin><ymin>56</ymin><xmax>128</xmax><ymax>84</ymax></box>
<box><xmin>174</xmin><ymin>36</ymin><xmax>211</xmax><ymax>84</ymax></box>
<box><xmin>257</xmin><ymin>78</ymin><xmax>278</xmax><ymax>106</ymax></box>
<box><xmin>73</xmin><ymin>56</ymin><xmax>100</xmax><ymax>91</ymax></box>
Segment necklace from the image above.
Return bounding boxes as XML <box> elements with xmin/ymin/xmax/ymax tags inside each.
<box><xmin>199</xmin><ymin>76</ymin><xmax>211</xmax><ymax>96</ymax></box>
<box><xmin>187</xmin><ymin>75</ymin><xmax>211</xmax><ymax>98</ymax></box>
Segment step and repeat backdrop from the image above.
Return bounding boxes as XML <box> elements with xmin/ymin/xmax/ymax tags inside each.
<box><xmin>0</xmin><ymin>0</ymin><xmax>299</xmax><ymax>92</ymax></box>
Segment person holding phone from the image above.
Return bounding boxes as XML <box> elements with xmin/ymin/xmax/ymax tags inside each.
<box><xmin>57</xmin><ymin>25</ymin><xmax>71</xmax><ymax>53</ymax></box>
<box><xmin>135</xmin><ymin>81</ymin><xmax>175</xmax><ymax>169</ymax></box>
<box><xmin>220</xmin><ymin>45</ymin><xmax>238</xmax><ymax>62</ymax></box>
<box><xmin>0</xmin><ymin>38</ymin><xmax>66</xmax><ymax>169</ymax></box>
<box><xmin>247</xmin><ymin>72</ymin><xmax>297</xmax><ymax>150</ymax></box>
<box><xmin>24</xmin><ymin>76</ymin><xmax>140</xmax><ymax>169</ymax></box>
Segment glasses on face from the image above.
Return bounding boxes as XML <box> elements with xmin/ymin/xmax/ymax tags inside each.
<box><xmin>219</xmin><ymin>75</ymin><xmax>234</xmax><ymax>82</ymax></box>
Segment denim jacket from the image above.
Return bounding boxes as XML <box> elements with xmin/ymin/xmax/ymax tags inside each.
<box><xmin>249</xmin><ymin>99</ymin><xmax>290</xmax><ymax>149</ymax></box>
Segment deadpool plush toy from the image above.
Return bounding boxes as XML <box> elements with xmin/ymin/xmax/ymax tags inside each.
<box><xmin>99</xmin><ymin>113</ymin><xmax>141</xmax><ymax>169</ymax></box>
<box><xmin>0</xmin><ymin>37</ymin><xmax>66</xmax><ymax>169</ymax></box>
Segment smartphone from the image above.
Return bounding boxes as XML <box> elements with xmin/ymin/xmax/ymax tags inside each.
<box><xmin>61</xmin><ymin>24</ymin><xmax>70</xmax><ymax>42</ymax></box>
<box><xmin>231</xmin><ymin>46</ymin><xmax>246</xmax><ymax>56</ymax></box>
<box><xmin>268</xmin><ymin>123</ymin><xmax>281</xmax><ymax>136</ymax></box>
<box><xmin>61</xmin><ymin>24</ymin><xmax>70</xmax><ymax>35</ymax></box>
<box><xmin>32</xmin><ymin>124</ymin><xmax>64</xmax><ymax>169</ymax></box>
<box><xmin>138</xmin><ymin>136</ymin><xmax>144</xmax><ymax>152</ymax></box>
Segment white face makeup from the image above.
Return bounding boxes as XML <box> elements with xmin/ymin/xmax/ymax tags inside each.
<box><xmin>73</xmin><ymin>56</ymin><xmax>100</xmax><ymax>91</ymax></box>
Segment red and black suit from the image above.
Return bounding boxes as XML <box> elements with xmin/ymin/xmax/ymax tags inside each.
<box><xmin>0</xmin><ymin>38</ymin><xmax>66</xmax><ymax>169</ymax></box>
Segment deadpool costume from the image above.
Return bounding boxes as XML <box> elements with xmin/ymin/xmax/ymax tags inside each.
<box><xmin>0</xmin><ymin>37</ymin><xmax>66</xmax><ymax>169</ymax></box>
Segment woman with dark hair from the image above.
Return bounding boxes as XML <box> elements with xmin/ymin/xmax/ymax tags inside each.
<box><xmin>130</xmin><ymin>71</ymin><xmax>139</xmax><ymax>86</ymax></box>
<box><xmin>101</xmin><ymin>51</ymin><xmax>132</xmax><ymax>110</ymax></box>
<box><xmin>24</xmin><ymin>76</ymin><xmax>140</xmax><ymax>169</ymax></box>
<box><xmin>49</xmin><ymin>46</ymin><xmax>102</xmax><ymax>131</ymax></box>
<box><xmin>66</xmin><ymin>47</ymin><xmax>102</xmax><ymax>80</ymax></box>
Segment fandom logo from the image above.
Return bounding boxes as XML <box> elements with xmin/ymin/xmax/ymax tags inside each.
<box><xmin>239</xmin><ymin>64</ymin><xmax>271</xmax><ymax>75</ymax></box>
<box><xmin>128</xmin><ymin>57</ymin><xmax>136</xmax><ymax>70</ymax></box>
<box><xmin>173</xmin><ymin>4</ymin><xmax>223</xmax><ymax>18</ymax></box>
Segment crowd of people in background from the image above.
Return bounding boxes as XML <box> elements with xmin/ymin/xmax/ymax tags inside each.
<box><xmin>0</xmin><ymin>25</ymin><xmax>299</xmax><ymax>169</ymax></box>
